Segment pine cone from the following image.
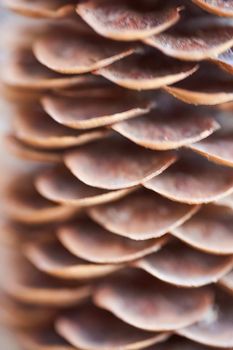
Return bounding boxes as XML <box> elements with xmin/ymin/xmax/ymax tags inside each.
<box><xmin>1</xmin><ymin>1</ymin><xmax>233</xmax><ymax>349</ymax></box>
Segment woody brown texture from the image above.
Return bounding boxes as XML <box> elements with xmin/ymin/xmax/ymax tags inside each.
<box><xmin>1</xmin><ymin>1</ymin><xmax>233</xmax><ymax>349</ymax></box>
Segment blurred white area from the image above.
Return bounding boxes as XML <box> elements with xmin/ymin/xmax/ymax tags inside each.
<box><xmin>0</xmin><ymin>6</ymin><xmax>22</xmax><ymax>350</ymax></box>
<box><xmin>0</xmin><ymin>100</ymin><xmax>22</xmax><ymax>350</ymax></box>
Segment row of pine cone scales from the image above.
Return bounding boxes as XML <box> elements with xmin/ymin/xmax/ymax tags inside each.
<box><xmin>0</xmin><ymin>0</ymin><xmax>233</xmax><ymax>349</ymax></box>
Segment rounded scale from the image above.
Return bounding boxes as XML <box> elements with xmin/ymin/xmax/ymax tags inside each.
<box><xmin>95</xmin><ymin>52</ymin><xmax>198</xmax><ymax>90</ymax></box>
<box><xmin>64</xmin><ymin>136</ymin><xmax>177</xmax><ymax>190</ymax></box>
<box><xmin>34</xmin><ymin>30</ymin><xmax>136</xmax><ymax>74</ymax></box>
<box><xmin>2</xmin><ymin>47</ymin><xmax>98</xmax><ymax>90</ymax></box>
<box><xmin>164</xmin><ymin>65</ymin><xmax>233</xmax><ymax>105</ymax></box>
<box><xmin>25</xmin><ymin>238</ymin><xmax>123</xmax><ymax>280</ymax></box>
<box><xmin>56</xmin><ymin>304</ymin><xmax>170</xmax><ymax>350</ymax></box>
<box><xmin>144</xmin><ymin>23</ymin><xmax>233</xmax><ymax>61</ymax></box>
<box><xmin>4</xmin><ymin>172</ymin><xmax>76</xmax><ymax>224</ymax></box>
<box><xmin>96</xmin><ymin>53</ymin><xmax>198</xmax><ymax>91</ymax></box>
<box><xmin>144</xmin><ymin>154</ymin><xmax>233</xmax><ymax>204</ymax></box>
<box><xmin>192</xmin><ymin>0</ymin><xmax>233</xmax><ymax>17</ymax></box>
<box><xmin>172</xmin><ymin>205</ymin><xmax>233</xmax><ymax>255</ymax></box>
<box><xmin>164</xmin><ymin>84</ymin><xmax>233</xmax><ymax>105</ymax></box>
<box><xmin>58</xmin><ymin>217</ymin><xmax>169</xmax><ymax>264</ymax></box>
<box><xmin>76</xmin><ymin>0</ymin><xmax>181</xmax><ymax>41</ymax></box>
<box><xmin>5</xmin><ymin>259</ymin><xmax>91</xmax><ymax>307</ymax></box>
<box><xmin>88</xmin><ymin>190</ymin><xmax>200</xmax><ymax>240</ymax></box>
<box><xmin>35</xmin><ymin>166</ymin><xmax>134</xmax><ymax>207</ymax></box>
<box><xmin>2</xmin><ymin>0</ymin><xmax>76</xmax><ymax>18</ymax></box>
<box><xmin>135</xmin><ymin>241</ymin><xmax>233</xmax><ymax>287</ymax></box>
<box><xmin>188</xmin><ymin>133</ymin><xmax>233</xmax><ymax>167</ymax></box>
<box><xmin>6</xmin><ymin>135</ymin><xmax>63</xmax><ymax>163</ymax></box>
<box><xmin>42</xmin><ymin>93</ymin><xmax>155</xmax><ymax>130</ymax></box>
<box><xmin>13</xmin><ymin>105</ymin><xmax>110</xmax><ymax>149</ymax></box>
<box><xmin>93</xmin><ymin>269</ymin><xmax>213</xmax><ymax>332</ymax></box>
<box><xmin>113</xmin><ymin>110</ymin><xmax>219</xmax><ymax>150</ymax></box>
<box><xmin>177</xmin><ymin>289</ymin><xmax>233</xmax><ymax>348</ymax></box>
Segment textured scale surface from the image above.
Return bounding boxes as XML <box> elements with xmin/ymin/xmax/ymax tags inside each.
<box><xmin>1</xmin><ymin>1</ymin><xmax>233</xmax><ymax>349</ymax></box>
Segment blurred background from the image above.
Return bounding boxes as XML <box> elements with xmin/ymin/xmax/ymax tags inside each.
<box><xmin>0</xmin><ymin>5</ymin><xmax>22</xmax><ymax>350</ymax></box>
<box><xmin>0</xmin><ymin>90</ymin><xmax>21</xmax><ymax>350</ymax></box>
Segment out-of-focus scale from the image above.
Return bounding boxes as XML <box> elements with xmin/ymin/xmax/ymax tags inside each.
<box><xmin>1</xmin><ymin>1</ymin><xmax>233</xmax><ymax>349</ymax></box>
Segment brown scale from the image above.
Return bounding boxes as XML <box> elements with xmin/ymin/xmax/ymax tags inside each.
<box><xmin>2</xmin><ymin>0</ymin><xmax>77</xmax><ymax>19</ymax></box>
<box><xmin>144</xmin><ymin>17</ymin><xmax>233</xmax><ymax>61</ymax></box>
<box><xmin>1</xmin><ymin>1</ymin><xmax>233</xmax><ymax>349</ymax></box>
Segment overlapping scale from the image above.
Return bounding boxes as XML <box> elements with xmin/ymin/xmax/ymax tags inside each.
<box><xmin>177</xmin><ymin>289</ymin><xmax>233</xmax><ymax>348</ymax></box>
<box><xmin>144</xmin><ymin>21</ymin><xmax>233</xmax><ymax>61</ymax></box>
<box><xmin>5</xmin><ymin>135</ymin><xmax>64</xmax><ymax>163</ymax></box>
<box><xmin>58</xmin><ymin>217</ymin><xmax>168</xmax><ymax>263</ymax></box>
<box><xmin>34</xmin><ymin>29</ymin><xmax>137</xmax><ymax>74</ymax></box>
<box><xmin>2</xmin><ymin>1</ymin><xmax>233</xmax><ymax>349</ymax></box>
<box><xmin>113</xmin><ymin>109</ymin><xmax>219</xmax><ymax>150</ymax></box>
<box><xmin>2</xmin><ymin>47</ymin><xmax>97</xmax><ymax>90</ymax></box>
<box><xmin>88</xmin><ymin>190</ymin><xmax>199</xmax><ymax>240</ymax></box>
<box><xmin>96</xmin><ymin>52</ymin><xmax>198</xmax><ymax>90</ymax></box>
<box><xmin>144</xmin><ymin>154</ymin><xmax>233</xmax><ymax>204</ymax></box>
<box><xmin>188</xmin><ymin>132</ymin><xmax>233</xmax><ymax>167</ymax></box>
<box><xmin>42</xmin><ymin>92</ymin><xmax>155</xmax><ymax>129</ymax></box>
<box><xmin>134</xmin><ymin>241</ymin><xmax>233</xmax><ymax>287</ymax></box>
<box><xmin>64</xmin><ymin>136</ymin><xmax>177</xmax><ymax>190</ymax></box>
<box><xmin>13</xmin><ymin>104</ymin><xmax>110</xmax><ymax>149</ymax></box>
<box><xmin>56</xmin><ymin>304</ymin><xmax>170</xmax><ymax>350</ymax></box>
<box><xmin>4</xmin><ymin>257</ymin><xmax>91</xmax><ymax>306</ymax></box>
<box><xmin>164</xmin><ymin>65</ymin><xmax>233</xmax><ymax>105</ymax></box>
<box><xmin>25</xmin><ymin>238</ymin><xmax>123</xmax><ymax>280</ymax></box>
<box><xmin>192</xmin><ymin>0</ymin><xmax>233</xmax><ymax>17</ymax></box>
<box><xmin>76</xmin><ymin>0</ymin><xmax>181</xmax><ymax>41</ymax></box>
<box><xmin>93</xmin><ymin>270</ymin><xmax>213</xmax><ymax>331</ymax></box>
<box><xmin>172</xmin><ymin>205</ymin><xmax>233</xmax><ymax>254</ymax></box>
<box><xmin>35</xmin><ymin>166</ymin><xmax>134</xmax><ymax>206</ymax></box>
<box><xmin>2</xmin><ymin>0</ymin><xmax>76</xmax><ymax>18</ymax></box>
<box><xmin>4</xmin><ymin>172</ymin><xmax>77</xmax><ymax>223</ymax></box>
